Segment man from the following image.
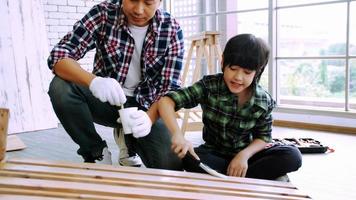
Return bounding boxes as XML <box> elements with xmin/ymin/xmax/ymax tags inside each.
<box><xmin>47</xmin><ymin>0</ymin><xmax>183</xmax><ymax>170</ymax></box>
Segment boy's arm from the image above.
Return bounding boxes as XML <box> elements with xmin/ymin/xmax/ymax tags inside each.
<box><xmin>158</xmin><ymin>96</ymin><xmax>199</xmax><ymax>159</ymax></box>
<box><xmin>158</xmin><ymin>97</ymin><xmax>181</xmax><ymax>135</ymax></box>
<box><xmin>237</xmin><ymin>138</ymin><xmax>267</xmax><ymax>160</ymax></box>
<box><xmin>146</xmin><ymin>100</ymin><xmax>159</xmax><ymax>123</ymax></box>
<box><xmin>227</xmin><ymin>138</ymin><xmax>267</xmax><ymax>177</ymax></box>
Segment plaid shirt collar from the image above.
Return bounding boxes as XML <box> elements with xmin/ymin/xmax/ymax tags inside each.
<box><xmin>117</xmin><ymin>6</ymin><xmax>160</xmax><ymax>35</ymax></box>
<box><xmin>218</xmin><ymin>75</ymin><xmax>269</xmax><ymax>111</ymax></box>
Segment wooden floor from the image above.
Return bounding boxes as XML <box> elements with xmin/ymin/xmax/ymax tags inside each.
<box><xmin>5</xmin><ymin>124</ymin><xmax>356</xmax><ymax>200</ymax></box>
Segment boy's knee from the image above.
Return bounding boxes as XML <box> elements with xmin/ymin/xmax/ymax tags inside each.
<box><xmin>286</xmin><ymin>146</ymin><xmax>303</xmax><ymax>170</ymax></box>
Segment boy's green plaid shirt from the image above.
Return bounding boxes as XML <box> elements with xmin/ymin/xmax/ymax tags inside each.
<box><xmin>166</xmin><ymin>74</ymin><xmax>276</xmax><ymax>157</ymax></box>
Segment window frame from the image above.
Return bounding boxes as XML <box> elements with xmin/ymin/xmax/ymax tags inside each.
<box><xmin>164</xmin><ymin>0</ymin><xmax>356</xmax><ymax>128</ymax></box>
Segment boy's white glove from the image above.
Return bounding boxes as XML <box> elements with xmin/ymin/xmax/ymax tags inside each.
<box><xmin>129</xmin><ymin>110</ymin><xmax>152</xmax><ymax>138</ymax></box>
<box><xmin>89</xmin><ymin>77</ymin><xmax>127</xmax><ymax>106</ymax></box>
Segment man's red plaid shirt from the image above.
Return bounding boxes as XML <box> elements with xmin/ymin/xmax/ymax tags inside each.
<box><xmin>48</xmin><ymin>0</ymin><xmax>184</xmax><ymax>109</ymax></box>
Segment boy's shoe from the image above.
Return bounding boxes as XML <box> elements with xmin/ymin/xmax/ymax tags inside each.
<box><xmin>113</xmin><ymin>128</ymin><xmax>142</xmax><ymax>167</ymax></box>
<box><xmin>95</xmin><ymin>147</ymin><xmax>112</xmax><ymax>165</ymax></box>
<box><xmin>275</xmin><ymin>174</ymin><xmax>290</xmax><ymax>182</ymax></box>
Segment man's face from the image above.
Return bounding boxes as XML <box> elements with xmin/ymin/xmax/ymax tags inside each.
<box><xmin>122</xmin><ymin>0</ymin><xmax>161</xmax><ymax>27</ymax></box>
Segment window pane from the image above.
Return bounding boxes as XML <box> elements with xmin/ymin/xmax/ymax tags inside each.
<box><xmin>217</xmin><ymin>11</ymin><xmax>268</xmax><ymax>48</ymax></box>
<box><xmin>217</xmin><ymin>0</ymin><xmax>268</xmax><ymax>12</ymax></box>
<box><xmin>277</xmin><ymin>4</ymin><xmax>347</xmax><ymax>57</ymax></box>
<box><xmin>350</xmin><ymin>60</ymin><xmax>356</xmax><ymax>110</ymax></box>
<box><xmin>259</xmin><ymin>66</ymin><xmax>269</xmax><ymax>89</ymax></box>
<box><xmin>179</xmin><ymin>16</ymin><xmax>216</xmax><ymax>38</ymax></box>
<box><xmin>350</xmin><ymin>2</ymin><xmax>356</xmax><ymax>56</ymax></box>
<box><xmin>277</xmin><ymin>0</ymin><xmax>337</xmax><ymax>7</ymax></box>
<box><xmin>278</xmin><ymin>59</ymin><xmax>345</xmax><ymax>109</ymax></box>
<box><xmin>172</xmin><ymin>0</ymin><xmax>215</xmax><ymax>17</ymax></box>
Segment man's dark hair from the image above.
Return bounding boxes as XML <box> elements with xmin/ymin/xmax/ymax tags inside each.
<box><xmin>222</xmin><ymin>34</ymin><xmax>270</xmax><ymax>84</ymax></box>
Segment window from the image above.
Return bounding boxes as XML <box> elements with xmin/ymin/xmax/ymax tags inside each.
<box><xmin>350</xmin><ymin>2</ymin><xmax>356</xmax><ymax>110</ymax></box>
<box><xmin>164</xmin><ymin>0</ymin><xmax>356</xmax><ymax>126</ymax></box>
<box><xmin>276</xmin><ymin>3</ymin><xmax>348</xmax><ymax>110</ymax></box>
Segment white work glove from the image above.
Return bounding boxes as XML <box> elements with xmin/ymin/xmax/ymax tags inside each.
<box><xmin>89</xmin><ymin>77</ymin><xmax>127</xmax><ymax>106</ymax></box>
<box><xmin>129</xmin><ymin>110</ymin><xmax>152</xmax><ymax>138</ymax></box>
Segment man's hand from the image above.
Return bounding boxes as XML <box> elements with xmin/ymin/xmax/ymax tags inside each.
<box><xmin>129</xmin><ymin>110</ymin><xmax>152</xmax><ymax>138</ymax></box>
<box><xmin>89</xmin><ymin>77</ymin><xmax>126</xmax><ymax>106</ymax></box>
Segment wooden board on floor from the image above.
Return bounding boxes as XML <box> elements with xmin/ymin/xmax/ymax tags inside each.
<box><xmin>0</xmin><ymin>158</ymin><xmax>312</xmax><ymax>200</ymax></box>
<box><xmin>6</xmin><ymin>135</ymin><xmax>26</xmax><ymax>152</ymax></box>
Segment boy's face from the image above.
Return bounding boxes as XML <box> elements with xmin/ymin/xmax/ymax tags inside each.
<box><xmin>122</xmin><ymin>0</ymin><xmax>161</xmax><ymax>27</ymax></box>
<box><xmin>223</xmin><ymin>65</ymin><xmax>256</xmax><ymax>95</ymax></box>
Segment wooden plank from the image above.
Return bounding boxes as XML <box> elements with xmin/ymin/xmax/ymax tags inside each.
<box><xmin>0</xmin><ymin>158</ymin><xmax>312</xmax><ymax>200</ymax></box>
<box><xmin>0</xmin><ymin>177</ymin><xmax>253</xmax><ymax>200</ymax></box>
<box><xmin>0</xmin><ymin>193</ymin><xmax>71</xmax><ymax>200</ymax></box>
<box><xmin>0</xmin><ymin>187</ymin><xmax>138</xmax><ymax>200</ymax></box>
<box><xmin>6</xmin><ymin>135</ymin><xmax>26</xmax><ymax>152</ymax></box>
<box><xmin>6</xmin><ymin>158</ymin><xmax>295</xmax><ymax>188</ymax></box>
<box><xmin>0</xmin><ymin>176</ymin><xmax>306</xmax><ymax>200</ymax></box>
<box><xmin>0</xmin><ymin>165</ymin><xmax>309</xmax><ymax>199</ymax></box>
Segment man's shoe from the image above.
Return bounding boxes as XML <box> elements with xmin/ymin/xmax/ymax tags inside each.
<box><xmin>95</xmin><ymin>147</ymin><xmax>112</xmax><ymax>165</ymax></box>
<box><xmin>119</xmin><ymin>155</ymin><xmax>143</xmax><ymax>167</ymax></box>
<box><xmin>113</xmin><ymin>128</ymin><xmax>142</xmax><ymax>167</ymax></box>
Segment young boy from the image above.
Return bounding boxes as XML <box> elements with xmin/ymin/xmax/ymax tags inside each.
<box><xmin>158</xmin><ymin>34</ymin><xmax>302</xmax><ymax>180</ymax></box>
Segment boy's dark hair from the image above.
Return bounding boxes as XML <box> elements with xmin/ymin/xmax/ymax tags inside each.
<box><xmin>222</xmin><ymin>34</ymin><xmax>270</xmax><ymax>85</ymax></box>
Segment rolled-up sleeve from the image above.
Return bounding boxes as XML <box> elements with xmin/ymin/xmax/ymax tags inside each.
<box><xmin>47</xmin><ymin>5</ymin><xmax>104</xmax><ymax>70</ymax></box>
<box><xmin>252</xmin><ymin>101</ymin><xmax>276</xmax><ymax>143</ymax></box>
<box><xmin>165</xmin><ymin>79</ymin><xmax>206</xmax><ymax>111</ymax></box>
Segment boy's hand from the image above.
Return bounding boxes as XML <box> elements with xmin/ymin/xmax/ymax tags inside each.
<box><xmin>89</xmin><ymin>77</ymin><xmax>126</xmax><ymax>106</ymax></box>
<box><xmin>129</xmin><ymin>110</ymin><xmax>152</xmax><ymax>138</ymax></box>
<box><xmin>171</xmin><ymin>134</ymin><xmax>198</xmax><ymax>159</ymax></box>
<box><xmin>227</xmin><ymin>152</ymin><xmax>249</xmax><ymax>177</ymax></box>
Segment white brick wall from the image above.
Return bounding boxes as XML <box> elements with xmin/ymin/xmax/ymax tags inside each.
<box><xmin>42</xmin><ymin>0</ymin><xmax>103</xmax><ymax>71</ymax></box>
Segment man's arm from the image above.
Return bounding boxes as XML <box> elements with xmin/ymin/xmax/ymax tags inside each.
<box><xmin>48</xmin><ymin>4</ymin><xmax>104</xmax><ymax>76</ymax></box>
<box><xmin>53</xmin><ymin>58</ymin><xmax>95</xmax><ymax>87</ymax></box>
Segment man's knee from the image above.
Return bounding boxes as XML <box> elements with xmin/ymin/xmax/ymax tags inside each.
<box><xmin>48</xmin><ymin>76</ymin><xmax>78</xmax><ymax>109</ymax></box>
<box><xmin>137</xmin><ymin>119</ymin><xmax>182</xmax><ymax>170</ymax></box>
<box><xmin>48</xmin><ymin>76</ymin><xmax>69</xmax><ymax>101</ymax></box>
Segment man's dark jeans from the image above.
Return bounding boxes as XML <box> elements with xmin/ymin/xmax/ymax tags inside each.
<box><xmin>48</xmin><ymin>76</ymin><xmax>181</xmax><ymax>170</ymax></box>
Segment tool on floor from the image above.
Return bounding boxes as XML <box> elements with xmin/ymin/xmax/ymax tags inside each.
<box><xmin>184</xmin><ymin>151</ymin><xmax>227</xmax><ymax>179</ymax></box>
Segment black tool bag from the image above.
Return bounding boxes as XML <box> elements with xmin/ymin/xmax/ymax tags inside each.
<box><xmin>270</xmin><ymin>138</ymin><xmax>333</xmax><ymax>153</ymax></box>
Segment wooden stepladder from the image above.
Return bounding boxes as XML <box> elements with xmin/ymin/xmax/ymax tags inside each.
<box><xmin>179</xmin><ymin>31</ymin><xmax>223</xmax><ymax>133</ymax></box>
